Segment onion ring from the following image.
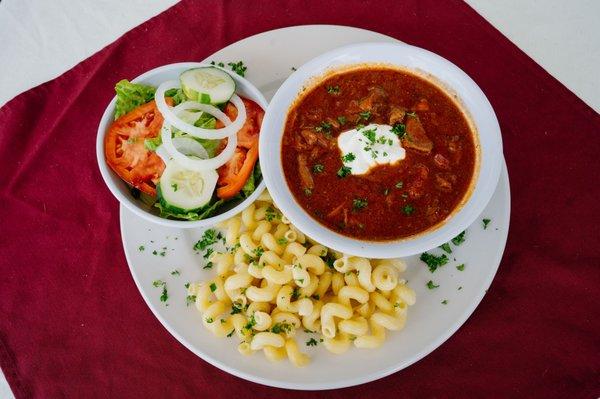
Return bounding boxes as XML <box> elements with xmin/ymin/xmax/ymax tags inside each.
<box><xmin>155</xmin><ymin>80</ymin><xmax>246</xmax><ymax>140</ymax></box>
<box><xmin>161</xmin><ymin>122</ymin><xmax>237</xmax><ymax>171</ymax></box>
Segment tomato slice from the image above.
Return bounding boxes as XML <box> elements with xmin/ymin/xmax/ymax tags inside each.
<box><xmin>216</xmin><ymin>98</ymin><xmax>264</xmax><ymax>199</ymax></box>
<box><xmin>221</xmin><ymin>98</ymin><xmax>264</xmax><ymax>149</ymax></box>
<box><xmin>104</xmin><ymin>99</ymin><xmax>172</xmax><ymax>196</ymax></box>
<box><xmin>217</xmin><ymin>142</ymin><xmax>259</xmax><ymax>200</ymax></box>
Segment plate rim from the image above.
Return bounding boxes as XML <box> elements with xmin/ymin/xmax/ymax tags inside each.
<box><xmin>118</xmin><ymin>24</ymin><xmax>512</xmax><ymax>390</ymax></box>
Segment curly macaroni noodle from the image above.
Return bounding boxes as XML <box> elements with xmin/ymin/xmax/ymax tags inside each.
<box><xmin>189</xmin><ymin>194</ymin><xmax>415</xmax><ymax>367</ymax></box>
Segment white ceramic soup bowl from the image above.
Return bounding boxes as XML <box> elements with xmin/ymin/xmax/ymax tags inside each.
<box><xmin>96</xmin><ymin>62</ymin><xmax>268</xmax><ymax>228</ymax></box>
<box><xmin>260</xmin><ymin>42</ymin><xmax>503</xmax><ymax>258</ymax></box>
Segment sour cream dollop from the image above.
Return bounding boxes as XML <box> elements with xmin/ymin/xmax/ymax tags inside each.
<box><xmin>337</xmin><ymin>123</ymin><xmax>406</xmax><ymax>175</ymax></box>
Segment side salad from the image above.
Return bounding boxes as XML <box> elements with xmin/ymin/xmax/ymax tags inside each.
<box><xmin>104</xmin><ymin>63</ymin><xmax>264</xmax><ymax>221</ymax></box>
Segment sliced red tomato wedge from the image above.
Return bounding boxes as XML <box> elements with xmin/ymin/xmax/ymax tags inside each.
<box><xmin>104</xmin><ymin>99</ymin><xmax>172</xmax><ymax>196</ymax></box>
<box><xmin>216</xmin><ymin>98</ymin><xmax>264</xmax><ymax>199</ymax></box>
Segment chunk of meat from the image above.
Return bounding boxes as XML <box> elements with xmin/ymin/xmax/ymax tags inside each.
<box><xmin>358</xmin><ymin>86</ymin><xmax>388</xmax><ymax>116</ymax></box>
<box><xmin>325</xmin><ymin>117</ymin><xmax>340</xmax><ymax>129</ymax></box>
<box><xmin>425</xmin><ymin>197</ymin><xmax>440</xmax><ymax>223</ymax></box>
<box><xmin>404</xmin><ymin>116</ymin><xmax>433</xmax><ymax>153</ymax></box>
<box><xmin>300</xmin><ymin>129</ymin><xmax>318</xmax><ymax>146</ymax></box>
<box><xmin>297</xmin><ymin>153</ymin><xmax>314</xmax><ymax>190</ymax></box>
<box><xmin>433</xmin><ymin>153</ymin><xmax>450</xmax><ymax>170</ymax></box>
<box><xmin>327</xmin><ymin>202</ymin><xmax>345</xmax><ymax>218</ymax></box>
<box><xmin>309</xmin><ymin>146</ymin><xmax>324</xmax><ymax>161</ymax></box>
<box><xmin>414</xmin><ymin>98</ymin><xmax>430</xmax><ymax>111</ymax></box>
<box><xmin>434</xmin><ymin>173</ymin><xmax>457</xmax><ymax>192</ymax></box>
<box><xmin>389</xmin><ymin>106</ymin><xmax>406</xmax><ymax>125</ymax></box>
<box><xmin>293</xmin><ymin>134</ymin><xmax>309</xmax><ymax>151</ymax></box>
<box><xmin>407</xmin><ymin>164</ymin><xmax>429</xmax><ymax>200</ymax></box>
<box><xmin>447</xmin><ymin>136</ymin><xmax>463</xmax><ymax>163</ymax></box>
<box><xmin>304</xmin><ymin>107</ymin><xmax>323</xmax><ymax>122</ymax></box>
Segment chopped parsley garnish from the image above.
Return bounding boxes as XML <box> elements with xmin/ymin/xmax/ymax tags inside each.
<box><xmin>186</xmin><ymin>295</ymin><xmax>196</xmax><ymax>306</ymax></box>
<box><xmin>230</xmin><ymin>303</ymin><xmax>243</xmax><ymax>315</ymax></box>
<box><xmin>171</xmin><ymin>183</ymin><xmax>178</xmax><ymax>192</ymax></box>
<box><xmin>227</xmin><ymin>61</ymin><xmax>247</xmax><ymax>77</ymax></box>
<box><xmin>184</xmin><ymin>282</ymin><xmax>190</xmax><ymax>289</ymax></box>
<box><xmin>361</xmin><ymin>128</ymin><xmax>377</xmax><ymax>143</ymax></box>
<box><xmin>426</xmin><ymin>280</ymin><xmax>439</xmax><ymax>289</ymax></box>
<box><xmin>482</xmin><ymin>218</ymin><xmax>491</xmax><ymax>229</ymax></box>
<box><xmin>252</xmin><ymin>246</ymin><xmax>265</xmax><ymax>259</ymax></box>
<box><xmin>403</xmin><ymin>204</ymin><xmax>415</xmax><ymax>215</ymax></box>
<box><xmin>395</xmin><ymin>181</ymin><xmax>404</xmax><ymax>189</ymax></box>
<box><xmin>352</xmin><ymin>198</ymin><xmax>368</xmax><ymax>210</ymax></box>
<box><xmin>358</xmin><ymin>111</ymin><xmax>371</xmax><ymax>121</ymax></box>
<box><xmin>322</xmin><ymin>252</ymin><xmax>336</xmax><ymax>270</ymax></box>
<box><xmin>291</xmin><ymin>66</ymin><xmax>297</xmax><ymax>71</ymax></box>
<box><xmin>306</xmin><ymin>338</ymin><xmax>319</xmax><ymax>346</ymax></box>
<box><xmin>326</xmin><ymin>85</ymin><xmax>340</xmax><ymax>94</ymax></box>
<box><xmin>152</xmin><ymin>280</ymin><xmax>168</xmax><ymax>303</ymax></box>
<box><xmin>441</xmin><ymin>299</ymin><xmax>448</xmax><ymax>305</ymax></box>
<box><xmin>138</xmin><ymin>245</ymin><xmax>145</xmax><ymax>251</ymax></box>
<box><xmin>193</xmin><ymin>229</ymin><xmax>221</xmax><ymax>251</ymax></box>
<box><xmin>291</xmin><ymin>287</ymin><xmax>301</xmax><ymax>301</ymax></box>
<box><xmin>337</xmin><ymin>165</ymin><xmax>352</xmax><ymax>178</ymax></box>
<box><xmin>277</xmin><ymin>237</ymin><xmax>288</xmax><ymax>245</ymax></box>
<box><xmin>391</xmin><ymin>123</ymin><xmax>406</xmax><ymax>138</ymax></box>
<box><xmin>377</xmin><ymin>135</ymin><xmax>388</xmax><ymax>145</ymax></box>
<box><xmin>265</xmin><ymin>206</ymin><xmax>280</xmax><ymax>222</ymax></box>
<box><xmin>170</xmin><ymin>269</ymin><xmax>180</xmax><ymax>276</ymax></box>
<box><xmin>227</xmin><ymin>329</ymin><xmax>235</xmax><ymax>337</ymax></box>
<box><xmin>451</xmin><ymin>231</ymin><xmax>466</xmax><ymax>246</ymax></box>
<box><xmin>244</xmin><ymin>315</ymin><xmax>257</xmax><ymax>330</ymax></box>
<box><xmin>342</xmin><ymin>152</ymin><xmax>356</xmax><ymax>163</ymax></box>
<box><xmin>439</xmin><ymin>243</ymin><xmax>452</xmax><ymax>254</ymax></box>
<box><xmin>205</xmin><ymin>317</ymin><xmax>214</xmax><ymax>324</ymax></box>
<box><xmin>203</xmin><ymin>247</ymin><xmax>214</xmax><ymax>260</ymax></box>
<box><xmin>271</xmin><ymin>322</ymin><xmax>293</xmax><ymax>334</ymax></box>
<box><xmin>313</xmin><ymin>164</ymin><xmax>324</xmax><ymax>173</ymax></box>
<box><xmin>303</xmin><ymin>187</ymin><xmax>312</xmax><ymax>196</ymax></box>
<box><xmin>209</xmin><ymin>282</ymin><xmax>217</xmax><ymax>292</ymax></box>
<box><xmin>456</xmin><ymin>263</ymin><xmax>465</xmax><ymax>271</ymax></box>
<box><xmin>203</xmin><ymin>262</ymin><xmax>213</xmax><ymax>270</ymax></box>
<box><xmin>152</xmin><ymin>250</ymin><xmax>158</xmax><ymax>255</ymax></box>
<box><xmin>210</xmin><ymin>61</ymin><xmax>225</xmax><ymax>68</ymax></box>
<box><xmin>315</xmin><ymin>121</ymin><xmax>332</xmax><ymax>136</ymax></box>
<box><xmin>420</xmin><ymin>252</ymin><xmax>449</xmax><ymax>272</ymax></box>
<box><xmin>337</xmin><ymin>116</ymin><xmax>347</xmax><ymax>125</ymax></box>
<box><xmin>458</xmin><ymin>286</ymin><xmax>463</xmax><ymax>290</ymax></box>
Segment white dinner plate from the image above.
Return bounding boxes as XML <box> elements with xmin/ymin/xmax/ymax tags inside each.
<box><xmin>119</xmin><ymin>25</ymin><xmax>511</xmax><ymax>390</ymax></box>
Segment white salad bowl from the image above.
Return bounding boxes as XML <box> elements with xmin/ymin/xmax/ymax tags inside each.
<box><xmin>96</xmin><ymin>62</ymin><xmax>268</xmax><ymax>229</ymax></box>
<box><xmin>260</xmin><ymin>42</ymin><xmax>503</xmax><ymax>258</ymax></box>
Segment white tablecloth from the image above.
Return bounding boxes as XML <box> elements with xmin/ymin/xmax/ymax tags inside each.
<box><xmin>0</xmin><ymin>0</ymin><xmax>598</xmax><ymax>397</ymax></box>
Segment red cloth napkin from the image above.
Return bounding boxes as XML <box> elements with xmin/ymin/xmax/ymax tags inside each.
<box><xmin>1</xmin><ymin>0</ymin><xmax>598</xmax><ymax>397</ymax></box>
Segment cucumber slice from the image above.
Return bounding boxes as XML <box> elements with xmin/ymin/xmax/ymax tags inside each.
<box><xmin>158</xmin><ymin>161</ymin><xmax>218</xmax><ymax>212</ymax></box>
<box><xmin>180</xmin><ymin>67</ymin><xmax>236</xmax><ymax>105</ymax></box>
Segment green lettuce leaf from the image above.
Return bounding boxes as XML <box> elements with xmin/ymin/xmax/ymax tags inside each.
<box><xmin>114</xmin><ymin>80</ymin><xmax>156</xmax><ymax>119</ymax></box>
<box><xmin>241</xmin><ymin>163</ymin><xmax>262</xmax><ymax>198</ymax></box>
<box><xmin>155</xmin><ymin>198</ymin><xmax>225</xmax><ymax>221</ymax></box>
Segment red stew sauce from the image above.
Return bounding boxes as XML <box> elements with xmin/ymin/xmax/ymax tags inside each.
<box><xmin>281</xmin><ymin>67</ymin><xmax>477</xmax><ymax>240</ymax></box>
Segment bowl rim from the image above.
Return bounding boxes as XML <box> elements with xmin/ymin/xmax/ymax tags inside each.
<box><xmin>96</xmin><ymin>62</ymin><xmax>267</xmax><ymax>229</ymax></box>
<box><xmin>259</xmin><ymin>42</ymin><xmax>503</xmax><ymax>257</ymax></box>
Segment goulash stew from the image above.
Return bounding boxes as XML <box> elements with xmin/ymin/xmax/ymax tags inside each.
<box><xmin>282</xmin><ymin>67</ymin><xmax>477</xmax><ymax>240</ymax></box>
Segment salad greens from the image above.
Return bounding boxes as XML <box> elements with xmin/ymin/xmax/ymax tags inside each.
<box><xmin>114</xmin><ymin>80</ymin><xmax>156</xmax><ymax>119</ymax></box>
<box><xmin>110</xmin><ymin>62</ymin><xmax>261</xmax><ymax>222</ymax></box>
<box><xmin>155</xmin><ymin>198</ymin><xmax>225</xmax><ymax>220</ymax></box>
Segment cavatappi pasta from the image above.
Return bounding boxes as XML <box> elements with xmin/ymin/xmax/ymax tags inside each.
<box><xmin>188</xmin><ymin>191</ymin><xmax>416</xmax><ymax>367</ymax></box>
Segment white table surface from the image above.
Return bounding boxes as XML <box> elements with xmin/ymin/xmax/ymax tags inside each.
<box><xmin>0</xmin><ymin>0</ymin><xmax>598</xmax><ymax>397</ymax></box>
